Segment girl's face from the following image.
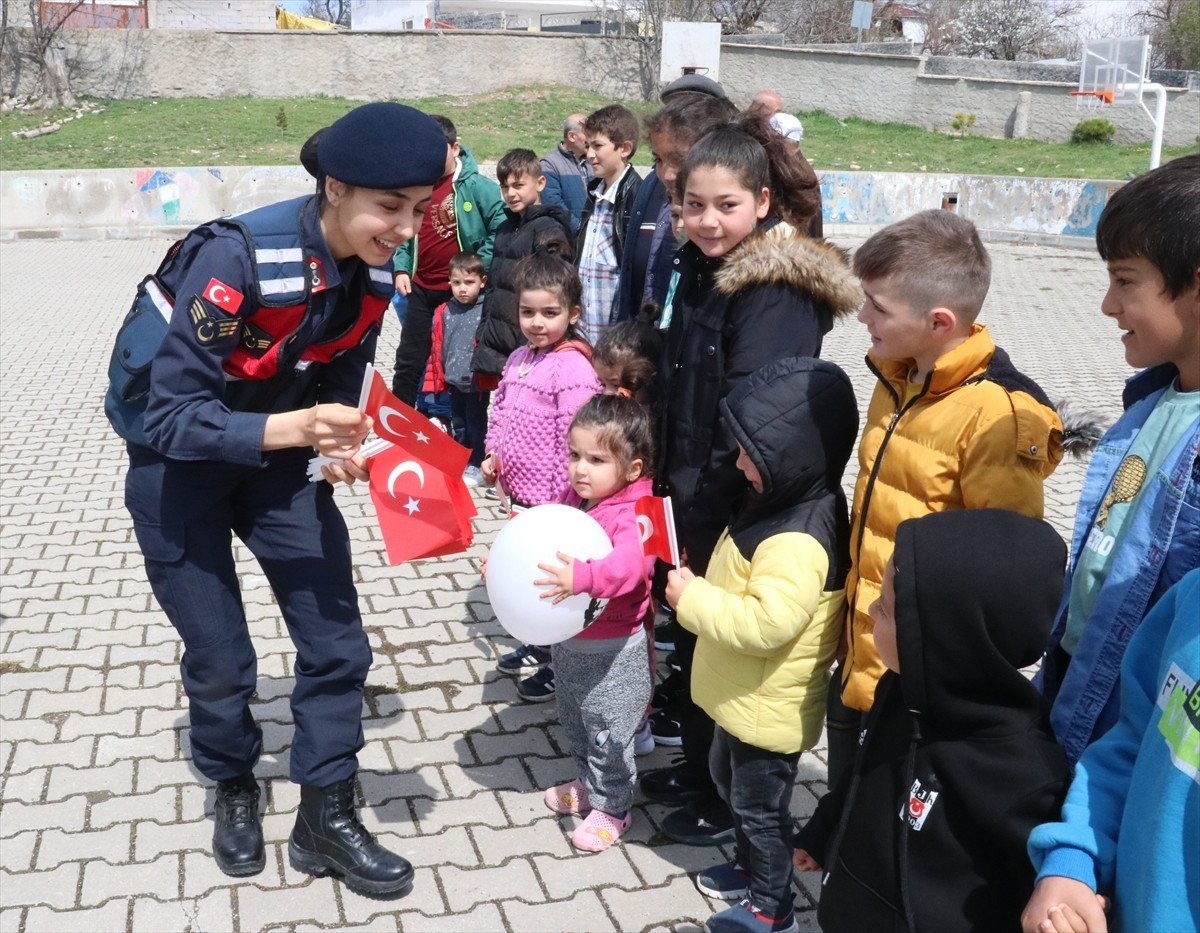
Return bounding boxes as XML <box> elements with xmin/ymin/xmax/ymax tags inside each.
<box><xmin>568</xmin><ymin>426</ymin><xmax>642</xmax><ymax>502</ymax></box>
<box><xmin>518</xmin><ymin>287</ymin><xmax>580</xmax><ymax>349</ymax></box>
<box><xmin>593</xmin><ymin>360</ymin><xmax>624</xmax><ymax>396</ymax></box>
<box><xmin>321</xmin><ymin>179</ymin><xmax>432</xmax><ymax>265</ymax></box>
<box><xmin>682</xmin><ymin>165</ymin><xmax>770</xmax><ymax>260</ymax></box>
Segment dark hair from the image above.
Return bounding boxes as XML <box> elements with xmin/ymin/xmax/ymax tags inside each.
<box><xmin>430</xmin><ymin>114</ymin><xmax>457</xmax><ymax>145</ymax></box>
<box><xmin>853</xmin><ymin>209</ymin><xmax>992</xmax><ymax>320</ymax></box>
<box><xmin>570</xmin><ymin>394</ymin><xmax>655</xmax><ymax>475</ymax></box>
<box><xmin>535</xmin><ymin>227</ymin><xmax>574</xmax><ymax>263</ymax></box>
<box><xmin>676</xmin><ymin>110</ymin><xmax>821</xmax><ymax>232</ymax></box>
<box><xmin>583</xmin><ymin>104</ymin><xmax>640</xmax><ymax>156</ymax></box>
<box><xmin>644</xmin><ymin>94</ymin><xmax>738</xmax><ymax>147</ymax></box>
<box><xmin>496</xmin><ymin>147</ymin><xmax>543</xmax><ymax>185</ymax></box>
<box><xmin>1096</xmin><ymin>153</ymin><xmax>1200</xmax><ymax>298</ymax></box>
<box><xmin>448</xmin><ymin>251</ymin><xmax>485</xmax><ymax>278</ymax></box>
<box><xmin>512</xmin><ymin>250</ymin><xmax>586</xmax><ymax>343</ymax></box>
<box><xmin>593</xmin><ymin>320</ymin><xmax>663</xmax><ymax>400</ymax></box>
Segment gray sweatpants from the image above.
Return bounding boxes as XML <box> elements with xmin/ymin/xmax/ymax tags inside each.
<box><xmin>551</xmin><ymin>632</ymin><xmax>652</xmax><ymax>814</ymax></box>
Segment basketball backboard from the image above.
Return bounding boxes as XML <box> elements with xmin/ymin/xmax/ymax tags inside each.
<box><xmin>1076</xmin><ymin>35</ymin><xmax>1150</xmax><ymax>107</ymax></box>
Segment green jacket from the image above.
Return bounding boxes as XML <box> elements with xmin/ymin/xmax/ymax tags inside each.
<box><xmin>392</xmin><ymin>146</ymin><xmax>505</xmax><ymax>276</ymax></box>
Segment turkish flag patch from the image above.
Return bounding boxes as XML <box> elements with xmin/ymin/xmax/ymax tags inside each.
<box><xmin>203</xmin><ymin>278</ymin><xmax>244</xmax><ymax>314</ymax></box>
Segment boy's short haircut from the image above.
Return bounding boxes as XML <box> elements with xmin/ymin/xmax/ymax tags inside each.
<box><xmin>429</xmin><ymin>114</ymin><xmax>457</xmax><ymax>145</ymax></box>
<box><xmin>496</xmin><ymin>148</ymin><xmax>544</xmax><ymax>185</ymax></box>
<box><xmin>448</xmin><ymin>250</ymin><xmax>485</xmax><ymax>278</ymax></box>
<box><xmin>853</xmin><ymin>209</ymin><xmax>992</xmax><ymax>320</ymax></box>
<box><xmin>583</xmin><ymin>105</ymin><xmax>640</xmax><ymax>157</ymax></box>
<box><xmin>1096</xmin><ymin>153</ymin><xmax>1200</xmax><ymax>298</ymax></box>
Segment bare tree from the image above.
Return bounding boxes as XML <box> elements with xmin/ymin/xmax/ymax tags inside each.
<box><xmin>302</xmin><ymin>0</ymin><xmax>351</xmax><ymax>27</ymax></box>
<box><xmin>16</xmin><ymin>0</ymin><xmax>85</xmax><ymax>107</ymax></box>
<box><xmin>1130</xmin><ymin>0</ymin><xmax>1200</xmax><ymax>69</ymax></box>
<box><xmin>769</xmin><ymin>0</ymin><xmax>857</xmax><ymax>44</ymax></box>
<box><xmin>604</xmin><ymin>0</ymin><xmax>711</xmax><ymax>98</ymax></box>
<box><xmin>950</xmin><ymin>0</ymin><xmax>1084</xmax><ymax>60</ymax></box>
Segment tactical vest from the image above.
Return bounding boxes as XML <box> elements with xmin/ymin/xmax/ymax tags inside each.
<box><xmin>106</xmin><ymin>196</ymin><xmax>394</xmax><ymax>447</ymax></box>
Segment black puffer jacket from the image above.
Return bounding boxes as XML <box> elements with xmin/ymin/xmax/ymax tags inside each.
<box><xmin>471</xmin><ymin>202</ymin><xmax>574</xmax><ymax>378</ymax></box>
<box><xmin>658</xmin><ymin>219</ymin><xmax>862</xmax><ymax>573</ymax></box>
<box><xmin>796</xmin><ymin>509</ymin><xmax>1071</xmax><ymax>933</ymax></box>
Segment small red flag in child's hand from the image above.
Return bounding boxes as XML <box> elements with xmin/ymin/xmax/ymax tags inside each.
<box><xmin>635</xmin><ymin>495</ymin><xmax>680</xmax><ymax>566</ymax></box>
<box><xmin>369</xmin><ymin>443</ymin><xmax>475</xmax><ymax>564</ymax></box>
<box><xmin>361</xmin><ymin>368</ymin><xmax>470</xmax><ymax>475</ymax></box>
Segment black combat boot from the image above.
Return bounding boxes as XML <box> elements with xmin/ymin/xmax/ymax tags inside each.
<box><xmin>212</xmin><ymin>773</ymin><xmax>265</xmax><ymax>876</ymax></box>
<box><xmin>288</xmin><ymin>777</ymin><xmax>414</xmax><ymax>897</ymax></box>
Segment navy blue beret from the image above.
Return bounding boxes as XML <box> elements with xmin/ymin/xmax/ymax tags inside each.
<box><xmin>318</xmin><ymin>102</ymin><xmax>446</xmax><ymax>189</ymax></box>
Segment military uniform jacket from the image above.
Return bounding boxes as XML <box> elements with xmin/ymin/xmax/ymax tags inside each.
<box><xmin>105</xmin><ymin>195</ymin><xmax>394</xmax><ymax>466</ymax></box>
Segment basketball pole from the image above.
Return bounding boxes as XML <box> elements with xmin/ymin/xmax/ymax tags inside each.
<box><xmin>1144</xmin><ymin>83</ymin><xmax>1167</xmax><ymax>169</ymax></box>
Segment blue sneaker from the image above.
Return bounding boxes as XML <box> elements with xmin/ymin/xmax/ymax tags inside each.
<box><xmin>695</xmin><ymin>861</ymin><xmax>750</xmax><ymax>900</ymax></box>
<box><xmin>705</xmin><ymin>899</ymin><xmax>798</xmax><ymax>933</ymax></box>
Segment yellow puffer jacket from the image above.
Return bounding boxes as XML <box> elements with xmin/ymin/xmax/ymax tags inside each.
<box><xmin>841</xmin><ymin>325</ymin><xmax>1064</xmax><ymax>712</ymax></box>
<box><xmin>678</xmin><ymin>531</ymin><xmax>845</xmax><ymax>755</ymax></box>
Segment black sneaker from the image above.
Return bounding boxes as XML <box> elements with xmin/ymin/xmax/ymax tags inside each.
<box><xmin>665</xmin><ymin>650</ymin><xmax>683</xmax><ymax>673</ymax></box>
<box><xmin>639</xmin><ymin>759</ymin><xmax>707</xmax><ymax>806</ymax></box>
<box><xmin>651</xmin><ymin>670</ymin><xmax>685</xmax><ymax>711</ymax></box>
<box><xmin>516</xmin><ymin>665</ymin><xmax>556</xmax><ymax>702</ymax></box>
<box><xmin>650</xmin><ymin>707</ymin><xmax>683</xmax><ymax>746</ymax></box>
<box><xmin>695</xmin><ymin>860</ymin><xmax>751</xmax><ymax>900</ymax></box>
<box><xmin>663</xmin><ymin>798</ymin><xmax>736</xmax><ymax>847</ymax></box>
<box><xmin>654</xmin><ymin>619</ymin><xmax>681</xmax><ymax>651</ymax></box>
<box><xmin>497</xmin><ymin>643</ymin><xmax>551</xmax><ymax>675</ymax></box>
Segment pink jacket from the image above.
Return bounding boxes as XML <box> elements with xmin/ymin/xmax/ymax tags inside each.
<box><xmin>559</xmin><ymin>476</ymin><xmax>656</xmax><ymax>640</ymax></box>
<box><xmin>485</xmin><ymin>341</ymin><xmax>601</xmax><ymax>506</ymax></box>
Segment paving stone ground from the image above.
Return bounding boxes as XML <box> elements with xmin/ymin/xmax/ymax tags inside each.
<box><xmin>0</xmin><ymin>234</ymin><xmax>1126</xmax><ymax>932</ymax></box>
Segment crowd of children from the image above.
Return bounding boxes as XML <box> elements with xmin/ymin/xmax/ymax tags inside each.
<box><xmin>110</xmin><ymin>85</ymin><xmax>1198</xmax><ymax>931</ymax></box>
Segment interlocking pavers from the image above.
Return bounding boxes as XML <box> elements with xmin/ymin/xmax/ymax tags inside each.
<box><xmin>0</xmin><ymin>235</ymin><xmax>1123</xmax><ymax>930</ymax></box>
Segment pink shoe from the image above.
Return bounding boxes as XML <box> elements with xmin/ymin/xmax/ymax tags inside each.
<box><xmin>544</xmin><ymin>779</ymin><xmax>590</xmax><ymax>815</ymax></box>
<box><xmin>571</xmin><ymin>808</ymin><xmax>631</xmax><ymax>851</ymax></box>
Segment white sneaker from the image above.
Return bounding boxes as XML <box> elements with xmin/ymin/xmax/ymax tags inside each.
<box><xmin>463</xmin><ymin>465</ymin><xmax>484</xmax><ymax>487</ymax></box>
<box><xmin>634</xmin><ymin>720</ymin><xmax>655</xmax><ymax>756</ymax></box>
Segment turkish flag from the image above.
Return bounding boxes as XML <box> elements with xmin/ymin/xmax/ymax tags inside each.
<box><xmin>635</xmin><ymin>496</ymin><xmax>679</xmax><ymax>566</ymax></box>
<box><xmin>368</xmin><ymin>442</ymin><xmax>477</xmax><ymax>564</ymax></box>
<box><xmin>361</xmin><ymin>368</ymin><xmax>470</xmax><ymax>476</ymax></box>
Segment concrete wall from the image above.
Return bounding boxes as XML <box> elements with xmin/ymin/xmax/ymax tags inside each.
<box><xmin>2</xmin><ymin>27</ymin><xmax>1194</xmax><ymax>146</ymax></box>
<box><xmin>719</xmin><ymin>44</ymin><xmax>1199</xmax><ymax>147</ymax></box>
<box><xmin>0</xmin><ymin>29</ymin><xmax>646</xmax><ymax>102</ymax></box>
<box><xmin>148</xmin><ymin>0</ymin><xmax>276</xmax><ymax>30</ymax></box>
<box><xmin>0</xmin><ymin>163</ymin><xmax>1120</xmax><ymax>247</ymax></box>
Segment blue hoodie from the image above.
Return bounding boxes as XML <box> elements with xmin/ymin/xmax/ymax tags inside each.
<box><xmin>1028</xmin><ymin>568</ymin><xmax>1200</xmax><ymax>933</ymax></box>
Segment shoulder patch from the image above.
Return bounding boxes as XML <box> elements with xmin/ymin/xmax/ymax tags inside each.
<box><xmin>202</xmin><ymin>278</ymin><xmax>244</xmax><ymax>314</ymax></box>
<box><xmin>189</xmin><ymin>296</ymin><xmax>239</xmax><ymax>345</ymax></box>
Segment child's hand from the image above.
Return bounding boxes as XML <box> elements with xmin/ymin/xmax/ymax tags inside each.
<box><xmin>480</xmin><ymin>553</ymin><xmax>488</xmax><ymax>580</ymax></box>
<box><xmin>394</xmin><ymin>271</ymin><xmax>412</xmax><ymax>296</ymax></box>
<box><xmin>535</xmin><ymin>552</ymin><xmax>575</xmax><ymax>603</ymax></box>
<box><xmin>1021</xmin><ymin>878</ymin><xmax>1108</xmax><ymax>933</ymax></box>
<box><xmin>664</xmin><ymin>566</ymin><xmax>695</xmax><ymax>609</ymax></box>
<box><xmin>321</xmin><ymin>454</ymin><xmax>369</xmax><ymax>486</ymax></box>
<box><xmin>792</xmin><ymin>848</ymin><xmax>821</xmax><ymax>872</ymax></box>
<box><xmin>480</xmin><ymin>454</ymin><xmax>498</xmax><ymax>486</ymax></box>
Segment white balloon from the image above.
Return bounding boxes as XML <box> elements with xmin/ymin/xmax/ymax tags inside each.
<box><xmin>485</xmin><ymin>504</ymin><xmax>613</xmax><ymax>646</ymax></box>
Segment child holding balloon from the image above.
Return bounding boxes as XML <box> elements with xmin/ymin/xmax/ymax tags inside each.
<box><xmin>483</xmin><ymin>250</ymin><xmax>602</xmax><ymax>701</ymax></box>
<box><xmin>534</xmin><ymin>394</ymin><xmax>656</xmax><ymax>851</ymax></box>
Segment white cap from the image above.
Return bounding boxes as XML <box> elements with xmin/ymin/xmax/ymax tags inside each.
<box><xmin>769</xmin><ymin>112</ymin><xmax>804</xmax><ymax>143</ymax></box>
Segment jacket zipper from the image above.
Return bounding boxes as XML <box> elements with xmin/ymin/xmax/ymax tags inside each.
<box><xmin>851</xmin><ymin>358</ymin><xmax>931</xmax><ymax>563</ymax></box>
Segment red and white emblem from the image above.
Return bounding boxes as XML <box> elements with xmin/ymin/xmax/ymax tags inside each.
<box><xmin>203</xmin><ymin>278</ymin><xmax>244</xmax><ymax>313</ymax></box>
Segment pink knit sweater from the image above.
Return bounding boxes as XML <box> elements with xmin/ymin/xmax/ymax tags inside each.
<box><xmin>485</xmin><ymin>342</ymin><xmax>601</xmax><ymax>506</ymax></box>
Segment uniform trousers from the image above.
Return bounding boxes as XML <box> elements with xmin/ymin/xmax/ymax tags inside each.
<box><xmin>124</xmin><ymin>445</ymin><xmax>371</xmax><ymax>787</ymax></box>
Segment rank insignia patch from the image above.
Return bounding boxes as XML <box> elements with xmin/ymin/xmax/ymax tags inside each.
<box><xmin>189</xmin><ymin>297</ymin><xmax>240</xmax><ymax>345</ymax></box>
<box><xmin>240</xmin><ymin>321</ymin><xmax>273</xmax><ymax>356</ymax></box>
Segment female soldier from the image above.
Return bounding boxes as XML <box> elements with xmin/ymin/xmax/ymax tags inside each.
<box><xmin>105</xmin><ymin>102</ymin><xmax>445</xmax><ymax>898</ymax></box>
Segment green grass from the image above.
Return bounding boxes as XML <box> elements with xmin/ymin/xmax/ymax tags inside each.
<box><xmin>1</xmin><ymin>88</ymin><xmax>1194</xmax><ymax>178</ymax></box>
<box><xmin>796</xmin><ymin>110</ymin><xmax>1197</xmax><ymax>180</ymax></box>
<box><xmin>0</xmin><ymin>88</ymin><xmax>654</xmax><ymax>170</ymax></box>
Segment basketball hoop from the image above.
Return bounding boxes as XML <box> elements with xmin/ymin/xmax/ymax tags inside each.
<box><xmin>1074</xmin><ymin>35</ymin><xmax>1167</xmax><ymax>168</ymax></box>
<box><xmin>1069</xmin><ymin>89</ymin><xmax>1115</xmax><ymax>107</ymax></box>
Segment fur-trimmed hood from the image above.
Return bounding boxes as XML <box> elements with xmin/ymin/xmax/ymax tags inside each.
<box><xmin>713</xmin><ymin>221</ymin><xmax>863</xmax><ymax>319</ymax></box>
